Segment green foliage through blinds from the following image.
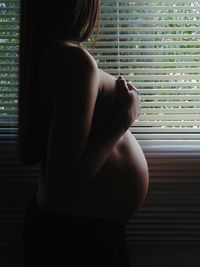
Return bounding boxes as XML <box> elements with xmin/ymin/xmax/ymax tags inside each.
<box><xmin>87</xmin><ymin>0</ymin><xmax>200</xmax><ymax>144</ymax></box>
<box><xmin>0</xmin><ymin>0</ymin><xmax>19</xmax><ymax>140</ymax></box>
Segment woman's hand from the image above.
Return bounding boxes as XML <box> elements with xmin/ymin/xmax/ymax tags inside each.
<box><xmin>116</xmin><ymin>76</ymin><xmax>141</xmax><ymax>130</ymax></box>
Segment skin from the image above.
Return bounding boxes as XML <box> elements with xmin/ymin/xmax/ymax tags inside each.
<box><xmin>36</xmin><ymin>40</ymin><xmax>149</xmax><ymax>224</ymax></box>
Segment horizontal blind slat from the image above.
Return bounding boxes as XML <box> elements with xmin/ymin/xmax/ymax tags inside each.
<box><xmin>92</xmin><ymin>48</ymin><xmax>200</xmax><ymax>53</ymax></box>
<box><xmin>100</xmin><ymin>20</ymin><xmax>200</xmax><ymax>25</ymax></box>
<box><xmin>101</xmin><ymin>68</ymin><xmax>200</xmax><ymax>74</ymax></box>
<box><xmin>100</xmin><ymin>13</ymin><xmax>200</xmax><ymax>18</ymax></box>
<box><xmin>92</xmin><ymin>41</ymin><xmax>200</xmax><ymax>46</ymax></box>
<box><xmin>101</xmin><ymin>6</ymin><xmax>200</xmax><ymax>11</ymax></box>
<box><xmin>139</xmin><ymin>114</ymin><xmax>200</xmax><ymax>120</ymax></box>
<box><xmin>140</xmin><ymin>108</ymin><xmax>200</xmax><ymax>114</ymax></box>
<box><xmin>130</xmin><ymin>127</ymin><xmax>200</xmax><ymax>133</ymax></box>
<box><xmin>98</xmin><ymin>62</ymin><xmax>200</xmax><ymax>67</ymax></box>
<box><xmin>91</xmin><ymin>34</ymin><xmax>200</xmax><ymax>38</ymax></box>
<box><xmin>96</xmin><ymin>27</ymin><xmax>200</xmax><ymax>32</ymax></box>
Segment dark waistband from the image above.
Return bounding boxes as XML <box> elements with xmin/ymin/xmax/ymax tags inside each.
<box><xmin>27</xmin><ymin>184</ymin><xmax>127</xmax><ymax>230</ymax></box>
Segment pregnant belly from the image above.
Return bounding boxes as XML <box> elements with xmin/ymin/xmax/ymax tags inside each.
<box><xmin>77</xmin><ymin>130</ymin><xmax>149</xmax><ymax>223</ymax></box>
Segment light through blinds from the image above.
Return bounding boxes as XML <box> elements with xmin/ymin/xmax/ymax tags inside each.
<box><xmin>0</xmin><ymin>0</ymin><xmax>19</xmax><ymax>140</ymax></box>
<box><xmin>87</xmin><ymin>0</ymin><xmax>200</xmax><ymax>146</ymax></box>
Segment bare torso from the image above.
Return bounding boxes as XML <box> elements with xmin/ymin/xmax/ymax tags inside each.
<box><xmin>36</xmin><ymin>41</ymin><xmax>149</xmax><ymax>224</ymax></box>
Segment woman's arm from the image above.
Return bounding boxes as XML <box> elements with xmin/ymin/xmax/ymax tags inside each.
<box><xmin>76</xmin><ymin>112</ymin><xmax>127</xmax><ymax>190</ymax></box>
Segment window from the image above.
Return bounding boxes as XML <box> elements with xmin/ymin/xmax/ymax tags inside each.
<box><xmin>0</xmin><ymin>0</ymin><xmax>19</xmax><ymax>141</ymax></box>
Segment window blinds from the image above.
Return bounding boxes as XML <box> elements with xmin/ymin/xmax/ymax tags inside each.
<box><xmin>0</xmin><ymin>0</ymin><xmax>19</xmax><ymax>141</ymax></box>
<box><xmin>87</xmin><ymin>0</ymin><xmax>200</xmax><ymax>146</ymax></box>
<box><xmin>1</xmin><ymin>1</ymin><xmax>199</xmax><ymax>146</ymax></box>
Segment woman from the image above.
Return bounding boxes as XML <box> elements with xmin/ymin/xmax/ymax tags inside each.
<box><xmin>19</xmin><ymin>0</ymin><xmax>149</xmax><ymax>266</ymax></box>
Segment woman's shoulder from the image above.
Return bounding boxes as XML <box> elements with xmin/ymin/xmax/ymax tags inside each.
<box><xmin>41</xmin><ymin>39</ymin><xmax>98</xmax><ymax>73</ymax></box>
<box><xmin>38</xmin><ymin>39</ymin><xmax>101</xmax><ymax>97</ymax></box>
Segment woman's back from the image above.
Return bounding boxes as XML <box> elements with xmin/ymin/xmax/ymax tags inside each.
<box><xmin>36</xmin><ymin>40</ymin><xmax>102</xmax><ymax>209</ymax></box>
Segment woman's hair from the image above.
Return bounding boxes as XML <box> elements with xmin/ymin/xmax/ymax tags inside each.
<box><xmin>18</xmin><ymin>0</ymin><xmax>100</xmax><ymax>165</ymax></box>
